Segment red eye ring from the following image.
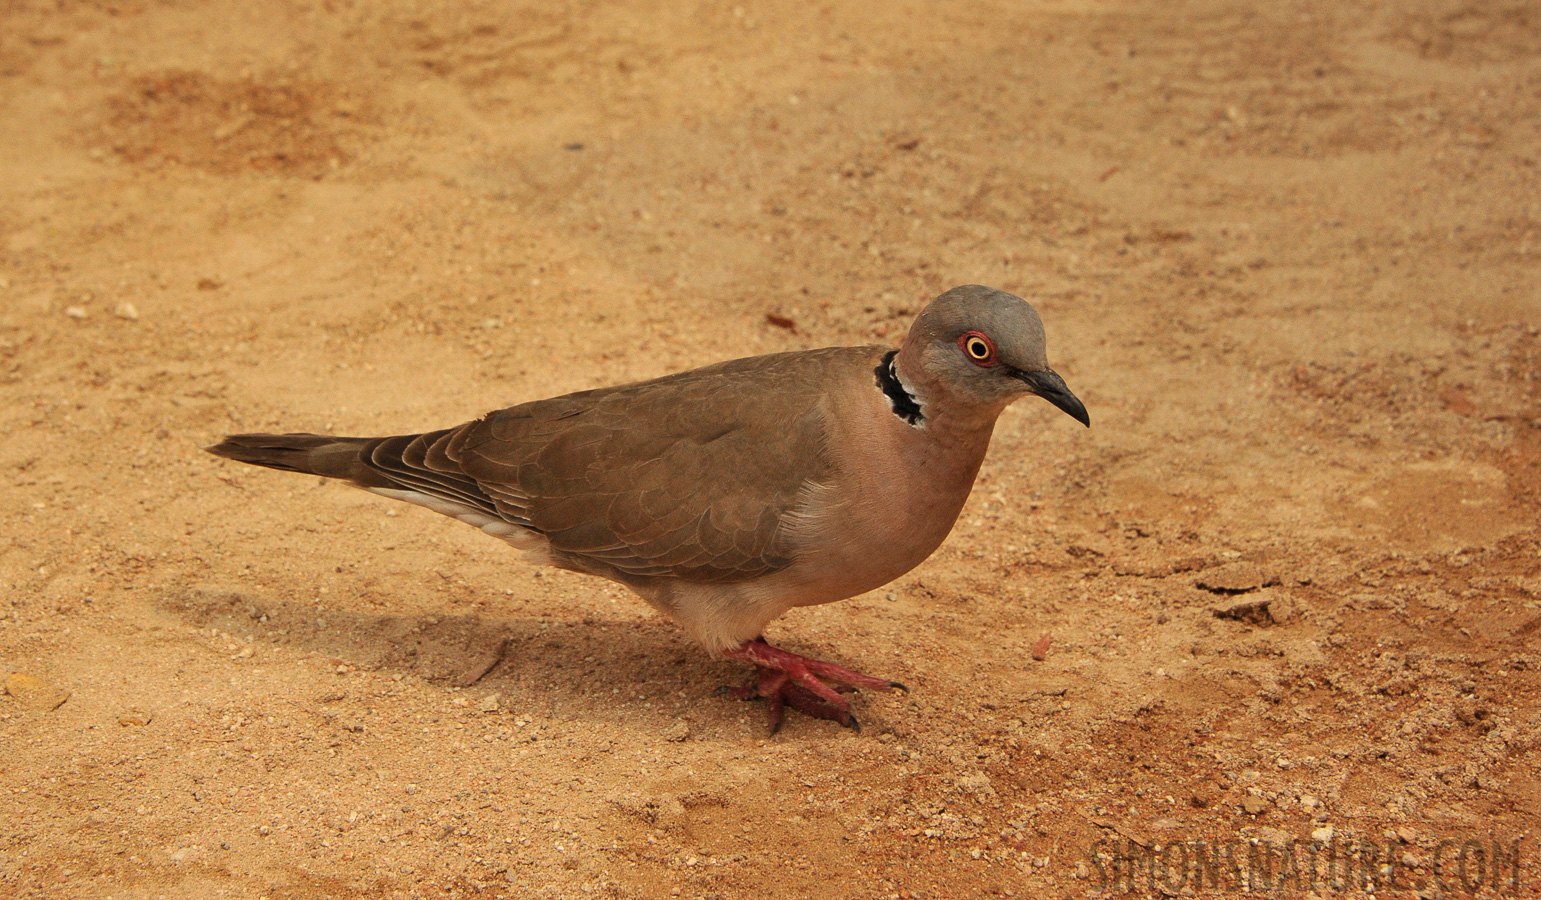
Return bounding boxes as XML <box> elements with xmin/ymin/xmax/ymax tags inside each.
<box><xmin>959</xmin><ymin>331</ymin><xmax>996</xmax><ymax>366</ymax></box>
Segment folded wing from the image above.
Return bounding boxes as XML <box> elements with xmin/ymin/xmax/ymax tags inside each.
<box><xmin>354</xmin><ymin>350</ymin><xmax>848</xmax><ymax>584</ymax></box>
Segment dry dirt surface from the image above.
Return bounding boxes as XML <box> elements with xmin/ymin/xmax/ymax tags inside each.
<box><xmin>3</xmin><ymin>1</ymin><xmax>1540</xmax><ymax>898</ymax></box>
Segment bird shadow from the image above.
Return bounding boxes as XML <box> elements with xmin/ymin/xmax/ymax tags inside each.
<box><xmin>155</xmin><ymin>582</ymin><xmax>760</xmax><ymax>728</ymax></box>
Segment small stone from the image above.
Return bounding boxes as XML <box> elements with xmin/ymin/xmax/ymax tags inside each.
<box><xmin>1196</xmin><ymin>562</ymin><xmax>1279</xmax><ymax>593</ymax></box>
<box><xmin>478</xmin><ymin>693</ymin><xmax>503</xmax><ymax>713</ymax></box>
<box><xmin>955</xmin><ymin>772</ymin><xmax>996</xmax><ymax>796</ymax></box>
<box><xmin>1299</xmin><ymin>795</ymin><xmax>1319</xmax><ymax>810</ymax></box>
<box><xmin>113</xmin><ymin>301</ymin><xmax>139</xmax><ymax>320</ymax></box>
<box><xmin>1241</xmin><ymin>796</ymin><xmax>1268</xmax><ymax>816</ymax></box>
<box><xmin>1212</xmin><ymin>593</ymin><xmax>1276</xmax><ymax>627</ymax></box>
<box><xmin>1396</xmin><ymin>826</ymin><xmax>1417</xmax><ymax>844</ymax></box>
<box><xmin>404</xmin><ymin>783</ymin><xmax>420</xmax><ymax>795</ymax></box>
<box><xmin>662</xmin><ymin>720</ymin><xmax>691</xmax><ymax>742</ymax></box>
<box><xmin>5</xmin><ymin>672</ymin><xmax>70</xmax><ymax>711</ymax></box>
<box><xmin>1265</xmin><ymin>595</ymin><xmax>1297</xmax><ymax>624</ymax></box>
<box><xmin>65</xmin><ymin>306</ymin><xmax>88</xmax><ymax>319</ymax></box>
<box><xmin>118</xmin><ymin>708</ymin><xmax>152</xmax><ymax>727</ymax></box>
<box><xmin>1312</xmin><ymin>825</ymin><xmax>1335</xmax><ymax>842</ymax></box>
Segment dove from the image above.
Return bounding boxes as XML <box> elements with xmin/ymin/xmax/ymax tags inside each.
<box><xmin>208</xmin><ymin>284</ymin><xmax>1089</xmax><ymax>732</ymax></box>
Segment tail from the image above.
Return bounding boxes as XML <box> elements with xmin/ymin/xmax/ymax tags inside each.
<box><xmin>205</xmin><ymin>433</ymin><xmax>395</xmax><ymax>489</ymax></box>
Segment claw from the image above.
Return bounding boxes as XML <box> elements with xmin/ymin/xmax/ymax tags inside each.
<box><xmin>721</xmin><ymin>638</ymin><xmax>904</xmax><ymax>734</ymax></box>
<box><xmin>766</xmin><ymin>691</ymin><xmax>786</xmax><ymax>736</ymax></box>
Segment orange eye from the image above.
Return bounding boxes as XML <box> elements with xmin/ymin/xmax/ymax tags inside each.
<box><xmin>959</xmin><ymin>331</ymin><xmax>995</xmax><ymax>366</ymax></box>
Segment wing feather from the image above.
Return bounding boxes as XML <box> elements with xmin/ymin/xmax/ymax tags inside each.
<box><xmin>351</xmin><ymin>348</ymin><xmax>869</xmax><ymax>583</ymax></box>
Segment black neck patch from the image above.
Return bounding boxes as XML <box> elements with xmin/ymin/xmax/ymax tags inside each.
<box><xmin>876</xmin><ymin>350</ymin><xmax>923</xmax><ymax>426</ymax></box>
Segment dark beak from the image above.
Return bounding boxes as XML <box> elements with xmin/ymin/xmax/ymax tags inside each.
<box><xmin>1014</xmin><ymin>368</ymin><xmax>1090</xmax><ymax>427</ymax></box>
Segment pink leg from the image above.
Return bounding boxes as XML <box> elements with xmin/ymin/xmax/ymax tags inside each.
<box><xmin>720</xmin><ymin>638</ymin><xmax>907</xmax><ymax>734</ymax></box>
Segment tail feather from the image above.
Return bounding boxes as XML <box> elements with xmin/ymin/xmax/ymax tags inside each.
<box><xmin>205</xmin><ymin>433</ymin><xmax>395</xmax><ymax>488</ymax></box>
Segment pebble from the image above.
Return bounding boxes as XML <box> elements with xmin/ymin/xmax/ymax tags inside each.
<box><xmin>1266</xmin><ymin>595</ymin><xmax>1297</xmax><ymax>624</ymax></box>
<box><xmin>118</xmin><ymin>708</ymin><xmax>152</xmax><ymax>727</ymax></box>
<box><xmin>1241</xmin><ymin>796</ymin><xmax>1269</xmax><ymax>815</ymax></box>
<box><xmin>662</xmin><ymin>720</ymin><xmax>691</xmax><ymax>742</ymax></box>
<box><xmin>113</xmin><ymin>301</ymin><xmax>139</xmax><ymax>320</ymax></box>
<box><xmin>1312</xmin><ymin>825</ymin><xmax>1335</xmax><ymax>842</ymax></box>
<box><xmin>478</xmin><ymin>693</ymin><xmax>503</xmax><ymax>713</ymax></box>
<box><xmin>1212</xmin><ymin>595</ymin><xmax>1275</xmax><ymax>626</ymax></box>
<box><xmin>955</xmin><ymin>772</ymin><xmax>995</xmax><ymax>796</ymax></box>
<box><xmin>5</xmin><ymin>672</ymin><xmax>70</xmax><ymax>711</ymax></box>
<box><xmin>1195</xmin><ymin>562</ymin><xmax>1277</xmax><ymax>593</ymax></box>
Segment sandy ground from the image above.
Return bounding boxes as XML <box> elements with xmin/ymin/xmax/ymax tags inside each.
<box><xmin>2</xmin><ymin>0</ymin><xmax>1540</xmax><ymax>897</ymax></box>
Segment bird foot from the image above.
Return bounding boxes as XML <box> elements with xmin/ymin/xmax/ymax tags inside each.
<box><xmin>719</xmin><ymin>637</ymin><xmax>907</xmax><ymax>735</ymax></box>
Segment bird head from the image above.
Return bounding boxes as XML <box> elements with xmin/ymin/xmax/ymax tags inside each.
<box><xmin>898</xmin><ymin>284</ymin><xmax>1089</xmax><ymax>426</ymax></box>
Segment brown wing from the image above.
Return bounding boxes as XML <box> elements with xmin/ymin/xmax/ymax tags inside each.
<box><xmin>395</xmin><ymin>349</ymin><xmax>862</xmax><ymax>583</ymax></box>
